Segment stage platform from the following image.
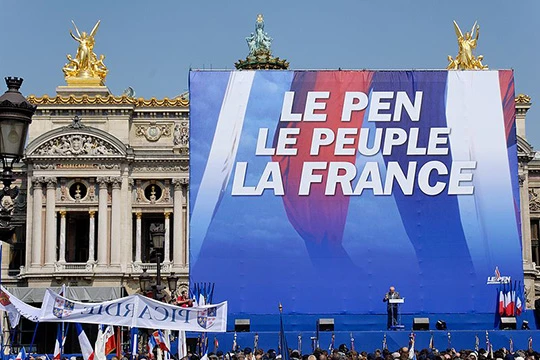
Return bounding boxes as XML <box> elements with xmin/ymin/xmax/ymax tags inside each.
<box><xmin>226</xmin><ymin>311</ymin><xmax>537</xmax><ymax>333</ymax></box>
<box><xmin>184</xmin><ymin>311</ymin><xmax>539</xmax><ymax>353</ymax></box>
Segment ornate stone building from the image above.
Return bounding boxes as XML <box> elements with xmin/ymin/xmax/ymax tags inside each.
<box><xmin>0</xmin><ymin>22</ymin><xmax>190</xmax><ymax>302</ymax></box>
<box><xmin>515</xmin><ymin>94</ymin><xmax>540</xmax><ymax>308</ymax></box>
<box><xmin>15</xmin><ymin>91</ymin><xmax>189</xmax><ymax>295</ymax></box>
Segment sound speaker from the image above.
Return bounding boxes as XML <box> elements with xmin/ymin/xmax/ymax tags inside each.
<box><xmin>235</xmin><ymin>318</ymin><xmax>251</xmax><ymax>332</ymax></box>
<box><xmin>436</xmin><ymin>320</ymin><xmax>447</xmax><ymax>330</ymax></box>
<box><xmin>317</xmin><ymin>318</ymin><xmax>335</xmax><ymax>331</ymax></box>
<box><xmin>500</xmin><ymin>317</ymin><xmax>517</xmax><ymax>330</ymax></box>
<box><xmin>412</xmin><ymin>317</ymin><xmax>430</xmax><ymax>330</ymax></box>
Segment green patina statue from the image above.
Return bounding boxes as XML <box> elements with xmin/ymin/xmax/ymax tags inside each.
<box><xmin>246</xmin><ymin>14</ymin><xmax>273</xmax><ymax>56</ymax></box>
<box><xmin>235</xmin><ymin>14</ymin><xmax>289</xmax><ymax>70</ymax></box>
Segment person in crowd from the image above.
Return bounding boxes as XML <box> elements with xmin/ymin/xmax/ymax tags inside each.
<box><xmin>176</xmin><ymin>290</ymin><xmax>194</xmax><ymax>307</ymax></box>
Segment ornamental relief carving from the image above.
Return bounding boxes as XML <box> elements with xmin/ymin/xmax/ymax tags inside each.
<box><xmin>134</xmin><ymin>181</ymin><xmax>172</xmax><ymax>205</ymax></box>
<box><xmin>530</xmin><ymin>188</ymin><xmax>540</xmax><ymax>212</ymax></box>
<box><xmin>135</xmin><ymin>124</ymin><xmax>172</xmax><ymax>142</ymax></box>
<box><xmin>132</xmin><ymin>165</ymin><xmax>185</xmax><ymax>172</ymax></box>
<box><xmin>33</xmin><ymin>135</ymin><xmax>119</xmax><ymax>156</ymax></box>
<box><xmin>173</xmin><ymin>122</ymin><xmax>189</xmax><ymax>146</ymax></box>
<box><xmin>32</xmin><ymin>163</ymin><xmax>120</xmax><ymax>170</ymax></box>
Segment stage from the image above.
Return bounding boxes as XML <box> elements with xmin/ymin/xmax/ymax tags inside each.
<box><xmin>185</xmin><ymin>311</ymin><xmax>539</xmax><ymax>353</ymax></box>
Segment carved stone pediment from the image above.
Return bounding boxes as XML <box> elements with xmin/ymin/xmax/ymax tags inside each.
<box><xmin>31</xmin><ymin>134</ymin><xmax>121</xmax><ymax>157</ymax></box>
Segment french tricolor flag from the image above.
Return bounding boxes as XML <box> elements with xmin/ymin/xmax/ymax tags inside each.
<box><xmin>15</xmin><ymin>346</ymin><xmax>26</xmax><ymax>360</ymax></box>
<box><xmin>76</xmin><ymin>323</ymin><xmax>95</xmax><ymax>360</ymax></box>
<box><xmin>53</xmin><ymin>325</ymin><xmax>62</xmax><ymax>360</ymax></box>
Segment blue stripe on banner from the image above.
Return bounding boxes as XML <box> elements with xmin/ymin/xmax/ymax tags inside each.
<box><xmin>189</xmin><ymin>71</ymin><xmax>231</xmax><ymax>207</ymax></box>
<box><xmin>190</xmin><ymin>71</ymin><xmax>255</xmax><ymax>264</ymax></box>
<box><xmin>191</xmin><ymin>71</ymin><xmax>307</xmax><ymax>314</ymax></box>
<box><xmin>370</xmin><ymin>71</ymin><xmax>475</xmax><ymax>313</ymax></box>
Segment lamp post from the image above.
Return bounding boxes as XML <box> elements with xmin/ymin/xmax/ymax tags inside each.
<box><xmin>0</xmin><ymin>77</ymin><xmax>36</xmax><ymax>243</ymax></box>
<box><xmin>152</xmin><ymin>231</ymin><xmax>165</xmax><ymax>300</ymax></box>
<box><xmin>138</xmin><ymin>229</ymin><xmax>179</xmax><ymax>301</ymax></box>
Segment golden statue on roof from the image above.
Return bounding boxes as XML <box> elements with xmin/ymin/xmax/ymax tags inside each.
<box><xmin>447</xmin><ymin>21</ymin><xmax>488</xmax><ymax>70</ymax></box>
<box><xmin>62</xmin><ymin>20</ymin><xmax>108</xmax><ymax>86</ymax></box>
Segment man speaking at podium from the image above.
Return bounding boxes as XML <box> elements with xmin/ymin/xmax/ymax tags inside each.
<box><xmin>383</xmin><ymin>286</ymin><xmax>401</xmax><ymax>329</ymax></box>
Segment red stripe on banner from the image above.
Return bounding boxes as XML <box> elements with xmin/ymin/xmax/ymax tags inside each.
<box><xmin>498</xmin><ymin>70</ymin><xmax>515</xmax><ymax>141</ymax></box>
<box><xmin>273</xmin><ymin>71</ymin><xmax>373</xmax><ymax>256</ymax></box>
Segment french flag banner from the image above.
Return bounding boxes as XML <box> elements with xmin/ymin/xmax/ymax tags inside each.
<box><xmin>53</xmin><ymin>325</ymin><xmax>62</xmax><ymax>360</ymax></box>
<box><xmin>76</xmin><ymin>323</ymin><xmax>95</xmax><ymax>360</ymax></box>
<box><xmin>190</xmin><ymin>70</ymin><xmax>523</xmax><ymax>315</ymax></box>
<box><xmin>15</xmin><ymin>346</ymin><xmax>26</xmax><ymax>360</ymax></box>
<box><xmin>152</xmin><ymin>330</ymin><xmax>170</xmax><ymax>352</ymax></box>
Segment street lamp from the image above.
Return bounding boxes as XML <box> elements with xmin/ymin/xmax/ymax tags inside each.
<box><xmin>0</xmin><ymin>77</ymin><xmax>36</xmax><ymax>243</ymax></box>
<box><xmin>167</xmin><ymin>272</ymin><xmax>179</xmax><ymax>294</ymax></box>
<box><xmin>139</xmin><ymin>268</ymin><xmax>151</xmax><ymax>294</ymax></box>
<box><xmin>152</xmin><ymin>231</ymin><xmax>165</xmax><ymax>300</ymax></box>
<box><xmin>138</xmin><ymin>225</ymin><xmax>179</xmax><ymax>301</ymax></box>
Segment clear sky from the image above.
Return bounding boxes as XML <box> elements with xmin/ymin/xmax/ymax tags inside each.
<box><xmin>1</xmin><ymin>0</ymin><xmax>539</xmax><ymax>145</ymax></box>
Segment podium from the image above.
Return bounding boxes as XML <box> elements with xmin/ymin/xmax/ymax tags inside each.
<box><xmin>388</xmin><ymin>298</ymin><xmax>405</xmax><ymax>330</ymax></box>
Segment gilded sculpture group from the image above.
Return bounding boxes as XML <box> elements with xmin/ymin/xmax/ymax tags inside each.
<box><xmin>447</xmin><ymin>20</ymin><xmax>488</xmax><ymax>70</ymax></box>
<box><xmin>61</xmin><ymin>17</ymin><xmax>487</xmax><ymax>87</ymax></box>
<box><xmin>62</xmin><ymin>20</ymin><xmax>108</xmax><ymax>85</ymax></box>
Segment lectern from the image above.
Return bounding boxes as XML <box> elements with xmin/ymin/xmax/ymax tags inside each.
<box><xmin>389</xmin><ymin>298</ymin><xmax>405</xmax><ymax>330</ymax></box>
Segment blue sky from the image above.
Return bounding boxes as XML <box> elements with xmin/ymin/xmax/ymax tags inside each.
<box><xmin>1</xmin><ymin>0</ymin><xmax>539</xmax><ymax>145</ymax></box>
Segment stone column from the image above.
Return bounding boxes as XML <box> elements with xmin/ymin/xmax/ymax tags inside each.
<box><xmin>45</xmin><ymin>177</ymin><xmax>57</xmax><ymax>266</ymax></box>
<box><xmin>110</xmin><ymin>177</ymin><xmax>122</xmax><ymax>265</ymax></box>
<box><xmin>58</xmin><ymin>210</ymin><xmax>67</xmax><ymax>263</ymax></box>
<box><xmin>125</xmin><ymin>179</ymin><xmax>134</xmax><ymax>268</ymax></box>
<box><xmin>520</xmin><ymin>172</ymin><xmax>533</xmax><ymax>263</ymax></box>
<box><xmin>135</xmin><ymin>212</ymin><xmax>142</xmax><ymax>263</ymax></box>
<box><xmin>172</xmin><ymin>179</ymin><xmax>185</xmax><ymax>267</ymax></box>
<box><xmin>520</xmin><ymin>170</ymin><xmax>537</xmax><ymax>309</ymax></box>
<box><xmin>88</xmin><ymin>210</ymin><xmax>96</xmax><ymax>263</ymax></box>
<box><xmin>97</xmin><ymin>177</ymin><xmax>109</xmax><ymax>266</ymax></box>
<box><xmin>164</xmin><ymin>212</ymin><xmax>171</xmax><ymax>263</ymax></box>
<box><xmin>182</xmin><ymin>179</ymin><xmax>189</xmax><ymax>265</ymax></box>
<box><xmin>31</xmin><ymin>177</ymin><xmax>43</xmax><ymax>266</ymax></box>
<box><xmin>515</xmin><ymin>96</ymin><xmax>531</xmax><ymax>139</ymax></box>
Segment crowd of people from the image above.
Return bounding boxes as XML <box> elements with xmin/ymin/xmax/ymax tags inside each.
<box><xmin>184</xmin><ymin>343</ymin><xmax>540</xmax><ymax>360</ymax></box>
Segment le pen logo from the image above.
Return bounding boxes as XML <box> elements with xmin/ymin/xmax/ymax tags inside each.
<box><xmin>487</xmin><ymin>266</ymin><xmax>511</xmax><ymax>285</ymax></box>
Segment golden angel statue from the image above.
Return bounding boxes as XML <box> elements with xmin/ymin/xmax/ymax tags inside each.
<box><xmin>62</xmin><ymin>20</ymin><xmax>108</xmax><ymax>85</ymax></box>
<box><xmin>447</xmin><ymin>21</ymin><xmax>488</xmax><ymax>70</ymax></box>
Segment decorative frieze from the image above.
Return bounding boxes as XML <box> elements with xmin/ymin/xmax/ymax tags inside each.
<box><xmin>132</xmin><ymin>165</ymin><xmax>184</xmax><ymax>172</ymax></box>
<box><xmin>135</xmin><ymin>124</ymin><xmax>172</xmax><ymax>142</ymax></box>
<box><xmin>33</xmin><ymin>134</ymin><xmax>120</xmax><ymax>156</ymax></box>
<box><xmin>32</xmin><ymin>163</ymin><xmax>121</xmax><ymax>170</ymax></box>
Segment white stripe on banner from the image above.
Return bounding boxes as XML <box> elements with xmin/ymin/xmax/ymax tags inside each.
<box><xmin>446</xmin><ymin>71</ymin><xmax>520</xmax><ymax>273</ymax></box>
<box><xmin>190</xmin><ymin>71</ymin><xmax>256</xmax><ymax>264</ymax></box>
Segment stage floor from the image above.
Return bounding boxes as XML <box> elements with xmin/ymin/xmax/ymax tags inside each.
<box><xmin>192</xmin><ymin>311</ymin><xmax>539</xmax><ymax>353</ymax></box>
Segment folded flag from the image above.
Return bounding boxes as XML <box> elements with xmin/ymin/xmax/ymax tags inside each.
<box><xmin>76</xmin><ymin>323</ymin><xmax>95</xmax><ymax>360</ymax></box>
<box><xmin>15</xmin><ymin>346</ymin><xmax>26</xmax><ymax>360</ymax></box>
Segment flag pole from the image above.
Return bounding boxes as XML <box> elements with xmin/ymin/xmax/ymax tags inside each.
<box><xmin>28</xmin><ymin>322</ymin><xmax>40</xmax><ymax>355</ymax></box>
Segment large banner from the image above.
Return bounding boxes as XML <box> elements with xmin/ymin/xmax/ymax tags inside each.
<box><xmin>39</xmin><ymin>289</ymin><xmax>227</xmax><ymax>332</ymax></box>
<box><xmin>189</xmin><ymin>70</ymin><xmax>523</xmax><ymax>314</ymax></box>
<box><xmin>0</xmin><ymin>286</ymin><xmax>41</xmax><ymax>327</ymax></box>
